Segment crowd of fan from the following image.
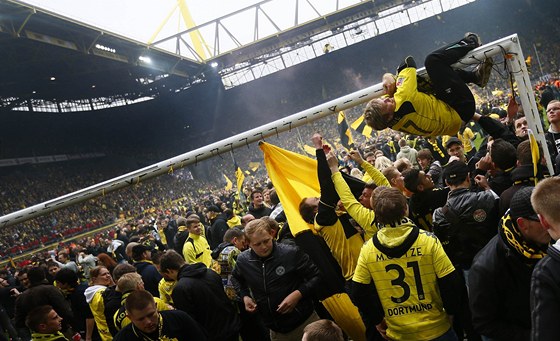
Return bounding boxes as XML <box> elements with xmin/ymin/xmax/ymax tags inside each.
<box><xmin>1</xmin><ymin>87</ymin><xmax>560</xmax><ymax>339</ymax></box>
<box><xmin>1</xmin><ymin>31</ymin><xmax>560</xmax><ymax>339</ymax></box>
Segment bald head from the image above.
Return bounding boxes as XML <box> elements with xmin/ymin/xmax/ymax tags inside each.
<box><xmin>242</xmin><ymin>214</ymin><xmax>256</xmax><ymax>227</ymax></box>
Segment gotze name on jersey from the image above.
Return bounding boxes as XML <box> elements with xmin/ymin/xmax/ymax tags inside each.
<box><xmin>387</xmin><ymin>302</ymin><xmax>433</xmax><ymax>316</ymax></box>
<box><xmin>376</xmin><ymin>247</ymin><xmax>423</xmax><ymax>261</ymax></box>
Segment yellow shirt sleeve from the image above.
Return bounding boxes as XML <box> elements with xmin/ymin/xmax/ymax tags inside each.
<box><xmin>158</xmin><ymin>278</ymin><xmax>176</xmax><ymax>305</ymax></box>
<box><xmin>155</xmin><ymin>297</ymin><xmax>173</xmax><ymax>311</ymax></box>
<box><xmin>332</xmin><ymin>172</ymin><xmax>377</xmax><ymax>240</ymax></box>
<box><xmin>361</xmin><ymin>161</ymin><xmax>391</xmax><ymax>187</ymax></box>
<box><xmin>464</xmin><ymin>127</ymin><xmax>474</xmax><ymax>140</ymax></box>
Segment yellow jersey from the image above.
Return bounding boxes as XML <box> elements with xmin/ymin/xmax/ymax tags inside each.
<box><xmin>158</xmin><ymin>278</ymin><xmax>177</xmax><ymax>305</ymax></box>
<box><xmin>182</xmin><ymin>233</ymin><xmax>212</xmax><ymax>268</ymax></box>
<box><xmin>353</xmin><ymin>222</ymin><xmax>455</xmax><ymax>340</ymax></box>
<box><xmin>391</xmin><ymin>68</ymin><xmax>462</xmax><ymax>137</ymax></box>
<box><xmin>88</xmin><ymin>289</ymin><xmax>112</xmax><ymax>341</ymax></box>
<box><xmin>314</xmin><ymin>214</ymin><xmax>364</xmax><ymax>280</ymax></box>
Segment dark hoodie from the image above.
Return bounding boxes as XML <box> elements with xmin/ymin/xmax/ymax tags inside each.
<box><xmin>133</xmin><ymin>261</ymin><xmax>162</xmax><ymax>298</ymax></box>
<box><xmin>207</xmin><ymin>213</ymin><xmax>229</xmax><ymax>250</ymax></box>
<box><xmin>499</xmin><ymin>164</ymin><xmax>542</xmax><ymax>216</ymax></box>
<box><xmin>172</xmin><ymin>263</ymin><xmax>240</xmax><ymax>341</ymax></box>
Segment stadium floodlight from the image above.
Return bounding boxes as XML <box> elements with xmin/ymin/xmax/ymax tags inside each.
<box><xmin>0</xmin><ymin>34</ymin><xmax>551</xmax><ymax>229</ymax></box>
<box><xmin>94</xmin><ymin>44</ymin><xmax>116</xmax><ymax>54</ymax></box>
<box><xmin>139</xmin><ymin>56</ymin><xmax>152</xmax><ymax>64</ymax></box>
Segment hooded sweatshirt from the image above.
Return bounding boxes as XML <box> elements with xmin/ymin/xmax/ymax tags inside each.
<box><xmin>396</xmin><ymin>145</ymin><xmax>419</xmax><ymax>168</ymax></box>
<box><xmin>353</xmin><ymin>218</ymin><xmax>457</xmax><ymax>340</ymax></box>
<box><xmin>84</xmin><ymin>285</ymin><xmax>112</xmax><ymax>341</ymax></box>
<box><xmin>172</xmin><ymin>263</ymin><xmax>240</xmax><ymax>341</ymax></box>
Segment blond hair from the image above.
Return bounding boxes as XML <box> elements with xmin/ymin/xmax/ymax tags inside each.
<box><xmin>364</xmin><ymin>100</ymin><xmax>390</xmax><ymax>130</ymax></box>
<box><xmin>244</xmin><ymin>219</ymin><xmax>271</xmax><ymax>241</ymax></box>
<box><xmin>532</xmin><ymin>177</ymin><xmax>560</xmax><ymax>225</ymax></box>
<box><xmin>303</xmin><ymin>319</ymin><xmax>344</xmax><ymax>341</ymax></box>
<box><xmin>117</xmin><ymin>272</ymin><xmax>143</xmax><ymax>293</ymax></box>
<box><xmin>375</xmin><ymin>156</ymin><xmax>393</xmax><ymax>172</ymax></box>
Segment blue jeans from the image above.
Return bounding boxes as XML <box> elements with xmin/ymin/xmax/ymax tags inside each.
<box><xmin>432</xmin><ymin>328</ymin><xmax>458</xmax><ymax>341</ymax></box>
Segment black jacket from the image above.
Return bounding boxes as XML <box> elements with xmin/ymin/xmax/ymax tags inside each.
<box><xmin>67</xmin><ymin>283</ymin><xmax>100</xmax><ymax>340</ymax></box>
<box><xmin>174</xmin><ymin>228</ymin><xmax>189</xmax><ymax>254</ymax></box>
<box><xmin>14</xmin><ymin>281</ymin><xmax>73</xmax><ymax>329</ymax></box>
<box><xmin>248</xmin><ymin>204</ymin><xmax>272</xmax><ymax>219</ymax></box>
<box><xmin>232</xmin><ymin>242</ymin><xmax>321</xmax><ymax>333</ymax></box>
<box><xmin>207</xmin><ymin>213</ymin><xmax>229</xmax><ymax>250</ymax></box>
<box><xmin>468</xmin><ymin>234</ymin><xmax>535</xmax><ymax>340</ymax></box>
<box><xmin>133</xmin><ymin>261</ymin><xmax>162</xmax><ymax>298</ymax></box>
<box><xmin>408</xmin><ymin>187</ymin><xmax>449</xmax><ymax>231</ymax></box>
<box><xmin>487</xmin><ymin>168</ymin><xmax>513</xmax><ymax>197</ymax></box>
<box><xmin>545</xmin><ymin>130</ymin><xmax>560</xmax><ymax>167</ymax></box>
<box><xmin>114</xmin><ymin>310</ymin><xmax>206</xmax><ymax>341</ymax></box>
<box><xmin>531</xmin><ymin>243</ymin><xmax>560</xmax><ymax>341</ymax></box>
<box><xmin>172</xmin><ymin>263</ymin><xmax>240</xmax><ymax>341</ymax></box>
<box><xmin>432</xmin><ymin>187</ymin><xmax>499</xmax><ymax>269</ymax></box>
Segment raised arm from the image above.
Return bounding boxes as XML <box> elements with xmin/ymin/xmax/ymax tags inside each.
<box><xmin>349</xmin><ymin>149</ymin><xmax>390</xmax><ymax>187</ymax></box>
<box><xmin>326</xmin><ymin>151</ymin><xmax>378</xmax><ymax>240</ymax></box>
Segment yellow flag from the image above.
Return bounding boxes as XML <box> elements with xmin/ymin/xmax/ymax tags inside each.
<box><xmin>298</xmin><ymin>143</ymin><xmax>317</xmax><ymax>156</ymax></box>
<box><xmin>528</xmin><ymin>129</ymin><xmax>540</xmax><ymax>185</ymax></box>
<box><xmin>260</xmin><ymin>142</ymin><xmax>319</xmax><ymax>235</ymax></box>
<box><xmin>337</xmin><ymin>111</ymin><xmax>354</xmax><ymax>150</ymax></box>
<box><xmin>248</xmin><ymin>161</ymin><xmax>260</xmax><ymax>172</ymax></box>
<box><xmin>351</xmin><ymin>114</ymin><xmax>373</xmax><ymax>138</ymax></box>
<box><xmin>223</xmin><ymin>174</ymin><xmax>233</xmax><ymax>191</ymax></box>
<box><xmin>234</xmin><ymin>163</ymin><xmax>245</xmax><ymax>194</ymax></box>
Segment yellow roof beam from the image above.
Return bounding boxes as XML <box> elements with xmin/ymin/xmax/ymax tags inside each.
<box><xmin>148</xmin><ymin>0</ymin><xmax>209</xmax><ymax>61</ymax></box>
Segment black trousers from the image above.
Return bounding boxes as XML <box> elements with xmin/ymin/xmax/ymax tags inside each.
<box><xmin>424</xmin><ymin>37</ymin><xmax>479</xmax><ymax>122</ymax></box>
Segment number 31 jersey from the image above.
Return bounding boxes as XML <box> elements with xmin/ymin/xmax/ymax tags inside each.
<box><xmin>353</xmin><ymin>225</ymin><xmax>455</xmax><ymax>340</ymax></box>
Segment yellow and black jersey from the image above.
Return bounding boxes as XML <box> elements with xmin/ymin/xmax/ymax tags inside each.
<box><xmin>353</xmin><ymin>224</ymin><xmax>454</xmax><ymax>340</ymax></box>
<box><xmin>114</xmin><ymin>292</ymin><xmax>172</xmax><ymax>331</ymax></box>
<box><xmin>391</xmin><ymin>68</ymin><xmax>462</xmax><ymax>137</ymax></box>
<box><xmin>315</xmin><ymin>213</ymin><xmax>364</xmax><ymax>280</ymax></box>
<box><xmin>88</xmin><ymin>288</ymin><xmax>112</xmax><ymax>341</ymax></box>
<box><xmin>182</xmin><ymin>233</ymin><xmax>212</xmax><ymax>268</ymax></box>
<box><xmin>158</xmin><ymin>278</ymin><xmax>177</xmax><ymax>306</ymax></box>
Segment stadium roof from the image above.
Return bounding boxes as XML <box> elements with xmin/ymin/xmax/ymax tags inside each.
<box><xmin>0</xmin><ymin>0</ymin><xmax>474</xmax><ymax>111</ymax></box>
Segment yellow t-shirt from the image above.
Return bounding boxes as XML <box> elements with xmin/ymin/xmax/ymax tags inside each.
<box><xmin>459</xmin><ymin>127</ymin><xmax>475</xmax><ymax>153</ymax></box>
<box><xmin>391</xmin><ymin>68</ymin><xmax>462</xmax><ymax>137</ymax></box>
<box><xmin>353</xmin><ymin>224</ymin><xmax>455</xmax><ymax>340</ymax></box>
